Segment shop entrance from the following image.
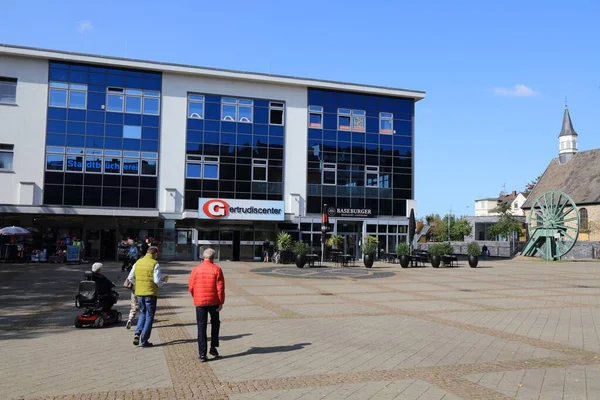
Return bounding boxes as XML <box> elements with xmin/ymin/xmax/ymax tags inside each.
<box><xmin>337</xmin><ymin>221</ymin><xmax>363</xmax><ymax>260</ymax></box>
<box><xmin>232</xmin><ymin>231</ymin><xmax>241</xmax><ymax>261</ymax></box>
<box><xmin>85</xmin><ymin>229</ymin><xmax>116</xmax><ymax>260</ymax></box>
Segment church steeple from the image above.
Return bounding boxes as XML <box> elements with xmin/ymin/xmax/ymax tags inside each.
<box><xmin>558</xmin><ymin>105</ymin><xmax>578</xmax><ymax>164</ymax></box>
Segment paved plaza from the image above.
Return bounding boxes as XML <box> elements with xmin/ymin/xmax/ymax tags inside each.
<box><xmin>3</xmin><ymin>258</ymin><xmax>600</xmax><ymax>399</ymax></box>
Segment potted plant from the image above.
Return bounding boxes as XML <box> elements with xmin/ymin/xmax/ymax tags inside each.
<box><xmin>396</xmin><ymin>242</ymin><xmax>411</xmax><ymax>268</ymax></box>
<box><xmin>361</xmin><ymin>236</ymin><xmax>378</xmax><ymax>268</ymax></box>
<box><xmin>293</xmin><ymin>241</ymin><xmax>310</xmax><ymax>268</ymax></box>
<box><xmin>326</xmin><ymin>234</ymin><xmax>344</xmax><ymax>250</ymax></box>
<box><xmin>428</xmin><ymin>243</ymin><xmax>444</xmax><ymax>268</ymax></box>
<box><xmin>276</xmin><ymin>232</ymin><xmax>293</xmax><ymax>264</ymax></box>
<box><xmin>467</xmin><ymin>242</ymin><xmax>481</xmax><ymax>268</ymax></box>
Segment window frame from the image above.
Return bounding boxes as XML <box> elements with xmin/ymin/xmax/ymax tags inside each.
<box><xmin>104</xmin><ymin>156</ymin><xmax>122</xmax><ymax>175</ymax></box>
<box><xmin>123</xmin><ymin>125</ymin><xmax>142</xmax><ymax>139</ymax></box>
<box><xmin>269</xmin><ymin>102</ymin><xmax>284</xmax><ymax>126</ymax></box>
<box><xmin>365</xmin><ymin>166</ymin><xmax>379</xmax><ymax>187</ymax></box>
<box><xmin>338</xmin><ymin>108</ymin><xmax>366</xmax><ymax>132</ymax></box>
<box><xmin>106</xmin><ymin>87</ymin><xmax>125</xmax><ymax>112</ymax></box>
<box><xmin>580</xmin><ymin>208</ymin><xmax>589</xmax><ymax>231</ymax></box>
<box><xmin>322</xmin><ymin>163</ymin><xmax>337</xmax><ymax>186</ymax></box>
<box><xmin>122</xmin><ymin>158</ymin><xmax>140</xmax><ymax>175</ymax></box>
<box><xmin>252</xmin><ymin>158</ymin><xmax>268</xmax><ymax>182</ymax></box>
<box><xmin>221</xmin><ymin>97</ymin><xmax>254</xmax><ymax>123</ymax></box>
<box><xmin>188</xmin><ymin>94</ymin><xmax>205</xmax><ymax>119</ymax></box>
<box><xmin>185</xmin><ymin>155</ymin><xmax>219</xmax><ymax>179</ymax></box>
<box><xmin>140</xmin><ymin>158</ymin><xmax>158</xmax><ymax>176</ymax></box>
<box><xmin>0</xmin><ymin>77</ymin><xmax>17</xmax><ymax>105</ymax></box>
<box><xmin>308</xmin><ymin>105</ymin><xmax>323</xmax><ymax>128</ymax></box>
<box><xmin>379</xmin><ymin>112</ymin><xmax>394</xmax><ymax>134</ymax></box>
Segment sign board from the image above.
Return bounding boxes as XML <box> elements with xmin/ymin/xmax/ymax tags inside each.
<box><xmin>198</xmin><ymin>198</ymin><xmax>285</xmax><ymax>221</ymax></box>
<box><xmin>66</xmin><ymin>245</ymin><xmax>80</xmax><ymax>262</ymax></box>
<box><xmin>327</xmin><ymin>206</ymin><xmax>375</xmax><ymax>218</ymax></box>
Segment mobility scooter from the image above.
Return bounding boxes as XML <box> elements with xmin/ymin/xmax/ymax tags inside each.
<box><xmin>74</xmin><ymin>271</ymin><xmax>121</xmax><ymax>328</ymax></box>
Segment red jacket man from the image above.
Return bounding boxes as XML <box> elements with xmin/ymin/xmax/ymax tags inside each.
<box><xmin>188</xmin><ymin>248</ymin><xmax>225</xmax><ymax>361</ymax></box>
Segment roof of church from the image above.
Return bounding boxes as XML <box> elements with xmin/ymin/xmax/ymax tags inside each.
<box><xmin>522</xmin><ymin>149</ymin><xmax>600</xmax><ymax>208</ymax></box>
<box><xmin>559</xmin><ymin>106</ymin><xmax>578</xmax><ymax>137</ymax></box>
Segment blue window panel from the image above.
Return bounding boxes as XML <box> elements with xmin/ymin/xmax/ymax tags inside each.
<box><xmin>394</xmin><ymin>120</ymin><xmax>412</xmax><ymax>136</ymax></box>
<box><xmin>106</xmin><ymin>74</ymin><xmax>126</xmax><ymax>86</ymax></box>
<box><xmin>48</xmin><ymin>107</ymin><xmax>67</xmax><ymax>120</ymax></box>
<box><xmin>69</xmin><ymin>70</ymin><xmax>87</xmax><ymax>84</ymax></box>
<box><xmin>204</xmin><ymin>119</ymin><xmax>220</xmax><ymax>132</ymax></box>
<box><xmin>50</xmin><ymin>62</ymin><xmax>68</xmax><ymax>69</ymax></box>
<box><xmin>254</xmin><ymin>99</ymin><xmax>269</xmax><ymax>108</ymax></box>
<box><xmin>49</xmin><ymin>68</ymin><xmax>69</xmax><ymax>82</ymax></box>
<box><xmin>308</xmin><ymin>129</ymin><xmax>322</xmax><ymax>140</ymax></box>
<box><xmin>88</xmin><ymin>85</ymin><xmax>106</xmax><ymax>93</ymax></box>
<box><xmin>237</xmin><ymin>122</ymin><xmax>252</xmax><ymax>134</ymax></box>
<box><xmin>142</xmin><ymin>127</ymin><xmax>159</xmax><ymax>140</ymax></box>
<box><xmin>66</xmin><ymin>135</ymin><xmax>85</xmax><ymax>147</ymax></box>
<box><xmin>323</xmin><ymin>130</ymin><xmax>336</xmax><ymax>141</ymax></box>
<box><xmin>323</xmin><ymin>113</ymin><xmax>337</xmax><ymax>130</ymax></box>
<box><xmin>237</xmin><ymin>134</ymin><xmax>252</xmax><ymax>147</ymax></box>
<box><xmin>380</xmin><ymin>97</ymin><xmax>394</xmax><ymax>112</ymax></box>
<box><xmin>186</xmin><ymin>142</ymin><xmax>202</xmax><ymax>153</ymax></box>
<box><xmin>205</xmin><ymin>94</ymin><xmax>220</xmax><ymax>103</ymax></box>
<box><xmin>143</xmin><ymin>98</ymin><xmax>160</xmax><ymax>115</ymax></box>
<box><xmin>71</xmin><ymin>64</ymin><xmax>88</xmax><ymax>71</ymax></box>
<box><xmin>106</xmin><ymin>112</ymin><xmax>124</xmax><ymax>125</ymax></box>
<box><xmin>89</xmin><ymin>66</ymin><xmax>106</xmax><ymax>73</ymax></box>
<box><xmin>187</xmin><ymin>118</ymin><xmax>203</xmax><ymax>131</ymax></box>
<box><xmin>204</xmin><ymin>164</ymin><xmax>218</xmax><ymax>179</ymax></box>
<box><xmin>142</xmin><ymin>115</ymin><xmax>159</xmax><ymax>127</ymax></box>
<box><xmin>49</xmin><ymin>89</ymin><xmax>67</xmax><ymax>107</ymax></box>
<box><xmin>47</xmin><ymin>134</ymin><xmax>66</xmax><ymax>146</ymax></box>
<box><xmin>106</xmin><ymin>67</ymin><xmax>125</xmax><ymax>76</ymax></box>
<box><xmin>47</xmin><ymin>120</ymin><xmax>67</xmax><ymax>134</ymax></box>
<box><xmin>380</xmin><ymin>134</ymin><xmax>393</xmax><ymax>145</ymax></box>
<box><xmin>393</xmin><ymin>99</ymin><xmax>414</xmax><ymax>115</ymax></box>
<box><xmin>308</xmin><ymin>89</ymin><xmax>322</xmax><ymax>105</ymax></box>
<box><xmin>187</xmin><ymin>130</ymin><xmax>203</xmax><ymax>143</ymax></box>
<box><xmin>204</xmin><ymin>102</ymin><xmax>220</xmax><ymax>120</ymax></box>
<box><xmin>322</xmin><ymin>91</ymin><xmax>337</xmax><ymax>108</ymax></box>
<box><xmin>123</xmin><ymin>126</ymin><xmax>142</xmax><ymax>139</ymax></box>
<box><xmin>253</xmin><ymin>135</ymin><xmax>268</xmax><ymax>146</ymax></box>
<box><xmin>141</xmin><ymin>140</ymin><xmax>159</xmax><ymax>152</ymax></box>
<box><xmin>124</xmin><ymin>139</ymin><xmax>141</xmax><ymax>151</ymax></box>
<box><xmin>379</xmin><ymin>144</ymin><xmax>393</xmax><ymax>154</ymax></box>
<box><xmin>253</xmin><ymin>124</ymin><xmax>267</xmax><ymax>135</ymax></box>
<box><xmin>105</xmin><ymin>125</ymin><xmax>123</xmax><ymax>137</ymax></box>
<box><xmin>144</xmin><ymin>71</ymin><xmax>161</xmax><ymax>79</ymax></box>
<box><xmin>143</xmin><ymin>78</ymin><xmax>161</xmax><ymax>90</ymax></box>
<box><xmin>337</xmin><ymin>93</ymin><xmax>352</xmax><ymax>108</ymax></box>
<box><xmin>68</xmin><ymin>109</ymin><xmax>86</xmax><ymax>122</ymax></box>
<box><xmin>86</xmin><ymin>136</ymin><xmax>104</xmax><ymax>148</ymax></box>
<box><xmin>269</xmin><ymin>136</ymin><xmax>284</xmax><ymax>146</ymax></box>
<box><xmin>125</xmin><ymin>76</ymin><xmax>143</xmax><ymax>89</ymax></box>
<box><xmin>186</xmin><ymin>163</ymin><xmax>202</xmax><ymax>178</ymax></box>
<box><xmin>87</xmin><ymin>111</ymin><xmax>105</xmax><ymax>123</ymax></box>
<box><xmin>89</xmin><ymin>73</ymin><xmax>105</xmax><ymax>85</ymax></box>
<box><xmin>366</xmin><ymin>142</ymin><xmax>378</xmax><ymax>153</ymax></box>
<box><xmin>204</xmin><ymin>132</ymin><xmax>219</xmax><ymax>145</ymax></box>
<box><xmin>105</xmin><ymin>137</ymin><xmax>123</xmax><ymax>150</ymax></box>
<box><xmin>323</xmin><ymin>140</ymin><xmax>337</xmax><ymax>150</ymax></box>
<box><xmin>220</xmin><ymin>133</ymin><xmax>236</xmax><ymax>145</ymax></box>
<box><xmin>337</xmin><ymin>130</ymin><xmax>351</xmax><ymax>142</ymax></box>
<box><xmin>366</xmin><ymin>134</ymin><xmax>379</xmax><ymax>145</ymax></box>
<box><xmin>365</xmin><ymin>96</ymin><xmax>379</xmax><ymax>112</ymax></box>
<box><xmin>124</xmin><ymin>113</ymin><xmax>142</xmax><ymax>126</ymax></box>
<box><xmin>352</xmin><ymin>132</ymin><xmax>365</xmax><ymax>143</ymax></box>
<box><xmin>393</xmin><ymin>136</ymin><xmax>412</xmax><ymax>147</ymax></box>
<box><xmin>221</xmin><ymin>121</ymin><xmax>236</xmax><ymax>133</ymax></box>
<box><xmin>269</xmin><ymin>125</ymin><xmax>284</xmax><ymax>136</ymax></box>
<box><xmin>366</xmin><ymin>117</ymin><xmax>378</xmax><ymax>133</ymax></box>
<box><xmin>67</xmin><ymin>121</ymin><xmax>85</xmax><ymax>134</ymax></box>
<box><xmin>254</xmin><ymin>107</ymin><xmax>268</xmax><ymax>124</ymax></box>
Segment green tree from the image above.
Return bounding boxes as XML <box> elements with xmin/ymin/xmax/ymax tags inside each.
<box><xmin>437</xmin><ymin>214</ymin><xmax>472</xmax><ymax>242</ymax></box>
<box><xmin>488</xmin><ymin>202</ymin><xmax>523</xmax><ymax>240</ymax></box>
<box><xmin>524</xmin><ymin>175</ymin><xmax>541</xmax><ymax>197</ymax></box>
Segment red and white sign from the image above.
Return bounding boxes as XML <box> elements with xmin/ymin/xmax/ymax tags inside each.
<box><xmin>198</xmin><ymin>198</ymin><xmax>285</xmax><ymax>221</ymax></box>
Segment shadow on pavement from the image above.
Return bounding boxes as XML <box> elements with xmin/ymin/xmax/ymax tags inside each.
<box><xmin>154</xmin><ymin>333</ymin><xmax>253</xmax><ymax>347</ymax></box>
<box><xmin>217</xmin><ymin>342</ymin><xmax>311</xmax><ymax>359</ymax></box>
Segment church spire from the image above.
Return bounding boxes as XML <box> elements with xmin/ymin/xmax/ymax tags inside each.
<box><xmin>558</xmin><ymin>104</ymin><xmax>578</xmax><ymax>164</ymax></box>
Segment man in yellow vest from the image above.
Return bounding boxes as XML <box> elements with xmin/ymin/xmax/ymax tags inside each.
<box><xmin>125</xmin><ymin>246</ymin><xmax>168</xmax><ymax>348</ymax></box>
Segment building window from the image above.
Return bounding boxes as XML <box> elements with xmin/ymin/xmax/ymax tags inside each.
<box><xmin>123</xmin><ymin>159</ymin><xmax>139</xmax><ymax>175</ymax></box>
<box><xmin>107</xmin><ymin>87</ymin><xmax>124</xmax><ymax>112</ymax></box>
<box><xmin>322</xmin><ymin>163</ymin><xmax>337</xmax><ymax>185</ymax></box>
<box><xmin>221</xmin><ymin>97</ymin><xmax>253</xmax><ymax>123</ymax></box>
<box><xmin>188</xmin><ymin>94</ymin><xmax>205</xmax><ymax>119</ymax></box>
<box><xmin>143</xmin><ymin>90</ymin><xmax>160</xmax><ymax>115</ymax></box>
<box><xmin>49</xmin><ymin>82</ymin><xmax>87</xmax><ymax>109</ymax></box>
<box><xmin>269</xmin><ymin>102</ymin><xmax>284</xmax><ymax>125</ymax></box>
<box><xmin>186</xmin><ymin>155</ymin><xmax>219</xmax><ymax>179</ymax></box>
<box><xmin>338</xmin><ymin>109</ymin><xmax>365</xmax><ymax>132</ymax></box>
<box><xmin>141</xmin><ymin>158</ymin><xmax>157</xmax><ymax>176</ymax></box>
<box><xmin>380</xmin><ymin>112</ymin><xmax>393</xmax><ymax>134</ymax></box>
<box><xmin>252</xmin><ymin>159</ymin><xmax>268</xmax><ymax>182</ymax></box>
<box><xmin>125</xmin><ymin>89</ymin><xmax>142</xmax><ymax>113</ymax></box>
<box><xmin>580</xmin><ymin>208</ymin><xmax>589</xmax><ymax>231</ymax></box>
<box><xmin>104</xmin><ymin>157</ymin><xmax>121</xmax><ymax>174</ymax></box>
<box><xmin>107</xmin><ymin>88</ymin><xmax>160</xmax><ymax>115</ymax></box>
<box><xmin>66</xmin><ymin>148</ymin><xmax>84</xmax><ymax>172</ymax></box>
<box><xmin>123</xmin><ymin>125</ymin><xmax>142</xmax><ymax>139</ymax></box>
<box><xmin>309</xmin><ymin>106</ymin><xmax>323</xmax><ymax>128</ymax></box>
<box><xmin>0</xmin><ymin>77</ymin><xmax>17</xmax><ymax>104</ymax></box>
<box><xmin>365</xmin><ymin>166</ymin><xmax>379</xmax><ymax>187</ymax></box>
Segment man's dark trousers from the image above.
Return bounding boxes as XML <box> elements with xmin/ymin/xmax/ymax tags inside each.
<box><xmin>195</xmin><ymin>305</ymin><xmax>220</xmax><ymax>357</ymax></box>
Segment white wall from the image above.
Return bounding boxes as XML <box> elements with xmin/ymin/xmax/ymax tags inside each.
<box><xmin>0</xmin><ymin>55</ymin><xmax>48</xmax><ymax>205</ymax></box>
<box><xmin>160</xmin><ymin>73</ymin><xmax>308</xmax><ymax>217</ymax></box>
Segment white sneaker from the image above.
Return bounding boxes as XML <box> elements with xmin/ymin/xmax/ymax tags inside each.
<box><xmin>126</xmin><ymin>320</ymin><xmax>132</xmax><ymax>330</ymax></box>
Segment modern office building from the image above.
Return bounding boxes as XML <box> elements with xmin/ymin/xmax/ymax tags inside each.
<box><xmin>0</xmin><ymin>44</ymin><xmax>425</xmax><ymax>261</ymax></box>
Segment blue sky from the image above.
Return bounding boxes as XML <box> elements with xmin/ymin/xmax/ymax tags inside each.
<box><xmin>2</xmin><ymin>0</ymin><xmax>600</xmax><ymax>219</ymax></box>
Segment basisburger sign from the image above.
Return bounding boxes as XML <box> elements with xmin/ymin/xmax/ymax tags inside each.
<box><xmin>198</xmin><ymin>198</ymin><xmax>285</xmax><ymax>221</ymax></box>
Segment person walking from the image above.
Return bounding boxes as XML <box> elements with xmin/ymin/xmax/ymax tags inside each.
<box><xmin>126</xmin><ymin>246</ymin><xmax>168</xmax><ymax>348</ymax></box>
<box><xmin>262</xmin><ymin>239</ymin><xmax>271</xmax><ymax>262</ymax></box>
<box><xmin>188</xmin><ymin>248</ymin><xmax>225</xmax><ymax>362</ymax></box>
<box><xmin>123</xmin><ymin>278</ymin><xmax>138</xmax><ymax>330</ymax></box>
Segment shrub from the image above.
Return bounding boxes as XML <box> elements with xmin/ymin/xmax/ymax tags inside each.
<box><xmin>361</xmin><ymin>235</ymin><xmax>379</xmax><ymax>256</ymax></box>
<box><xmin>441</xmin><ymin>243</ymin><xmax>454</xmax><ymax>255</ymax></box>
<box><xmin>293</xmin><ymin>241</ymin><xmax>310</xmax><ymax>256</ymax></box>
<box><xmin>276</xmin><ymin>232</ymin><xmax>293</xmax><ymax>252</ymax></box>
<box><xmin>428</xmin><ymin>243</ymin><xmax>446</xmax><ymax>256</ymax></box>
<box><xmin>396</xmin><ymin>242</ymin><xmax>410</xmax><ymax>256</ymax></box>
<box><xmin>467</xmin><ymin>242</ymin><xmax>482</xmax><ymax>257</ymax></box>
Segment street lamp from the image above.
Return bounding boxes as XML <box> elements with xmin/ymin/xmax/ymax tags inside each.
<box><xmin>447</xmin><ymin>209</ymin><xmax>452</xmax><ymax>244</ymax></box>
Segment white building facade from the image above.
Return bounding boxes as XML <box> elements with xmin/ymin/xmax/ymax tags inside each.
<box><xmin>0</xmin><ymin>44</ymin><xmax>424</xmax><ymax>261</ymax></box>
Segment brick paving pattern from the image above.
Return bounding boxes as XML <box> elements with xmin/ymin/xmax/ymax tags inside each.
<box><xmin>3</xmin><ymin>258</ymin><xmax>600</xmax><ymax>399</ymax></box>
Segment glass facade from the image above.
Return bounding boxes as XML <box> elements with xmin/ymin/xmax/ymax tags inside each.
<box><xmin>43</xmin><ymin>62</ymin><xmax>161</xmax><ymax>208</ymax></box>
<box><xmin>184</xmin><ymin>94</ymin><xmax>285</xmax><ymax>210</ymax></box>
<box><xmin>306</xmin><ymin>89</ymin><xmax>413</xmax><ymax>217</ymax></box>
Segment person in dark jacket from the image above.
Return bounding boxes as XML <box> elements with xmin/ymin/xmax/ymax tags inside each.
<box><xmin>91</xmin><ymin>262</ymin><xmax>117</xmax><ymax>312</ymax></box>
